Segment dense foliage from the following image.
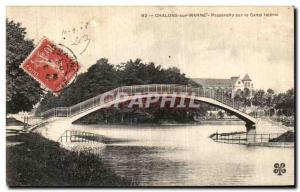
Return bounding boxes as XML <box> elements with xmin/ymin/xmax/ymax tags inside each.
<box><xmin>235</xmin><ymin>88</ymin><xmax>294</xmax><ymax>116</ymax></box>
<box><xmin>270</xmin><ymin>89</ymin><xmax>294</xmax><ymax>116</ymax></box>
<box><xmin>6</xmin><ymin>19</ymin><xmax>43</xmax><ymax>114</ymax></box>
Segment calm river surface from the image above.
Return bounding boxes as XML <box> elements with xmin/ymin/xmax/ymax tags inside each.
<box><xmin>65</xmin><ymin>124</ymin><xmax>294</xmax><ymax>186</ymax></box>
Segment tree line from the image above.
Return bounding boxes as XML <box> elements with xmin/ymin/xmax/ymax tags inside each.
<box><xmin>234</xmin><ymin>88</ymin><xmax>294</xmax><ymax>116</ymax></box>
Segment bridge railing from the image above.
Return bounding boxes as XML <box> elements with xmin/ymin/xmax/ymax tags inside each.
<box><xmin>39</xmin><ymin>84</ymin><xmax>244</xmax><ymax>119</ymax></box>
<box><xmin>57</xmin><ymin>130</ymin><xmax>104</xmax><ymax>143</ymax></box>
<box><xmin>212</xmin><ymin>132</ymin><xmax>282</xmax><ymax>144</ymax></box>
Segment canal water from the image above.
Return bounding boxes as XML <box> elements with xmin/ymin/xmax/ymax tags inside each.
<box><xmin>61</xmin><ymin>124</ymin><xmax>294</xmax><ymax>186</ymax></box>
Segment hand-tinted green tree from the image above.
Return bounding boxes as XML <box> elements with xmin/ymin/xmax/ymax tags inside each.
<box><xmin>6</xmin><ymin>19</ymin><xmax>43</xmax><ymax>114</ymax></box>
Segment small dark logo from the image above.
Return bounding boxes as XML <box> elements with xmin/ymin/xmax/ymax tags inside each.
<box><xmin>274</xmin><ymin>163</ymin><xmax>286</xmax><ymax>176</ymax></box>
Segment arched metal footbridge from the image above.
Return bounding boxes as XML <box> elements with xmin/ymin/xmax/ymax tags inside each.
<box><xmin>38</xmin><ymin>84</ymin><xmax>257</xmax><ymax>131</ymax></box>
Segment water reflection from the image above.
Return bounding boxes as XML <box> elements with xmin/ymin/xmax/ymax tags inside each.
<box><xmin>40</xmin><ymin>123</ymin><xmax>294</xmax><ymax>186</ymax></box>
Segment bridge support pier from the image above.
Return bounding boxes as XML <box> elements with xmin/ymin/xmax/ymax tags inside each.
<box><xmin>245</xmin><ymin>122</ymin><xmax>256</xmax><ymax>132</ymax></box>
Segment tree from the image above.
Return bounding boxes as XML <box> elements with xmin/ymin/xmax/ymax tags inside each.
<box><xmin>273</xmin><ymin>89</ymin><xmax>294</xmax><ymax>116</ymax></box>
<box><xmin>266</xmin><ymin>88</ymin><xmax>275</xmax><ymax>107</ymax></box>
<box><xmin>6</xmin><ymin>19</ymin><xmax>43</xmax><ymax>114</ymax></box>
<box><xmin>250</xmin><ymin>88</ymin><xmax>294</xmax><ymax>117</ymax></box>
<box><xmin>251</xmin><ymin>89</ymin><xmax>267</xmax><ymax>107</ymax></box>
<box><xmin>217</xmin><ymin>110</ymin><xmax>224</xmax><ymax>119</ymax></box>
<box><xmin>267</xmin><ymin>88</ymin><xmax>275</xmax><ymax>95</ymax></box>
<box><xmin>243</xmin><ymin>88</ymin><xmax>251</xmax><ymax>98</ymax></box>
<box><xmin>116</xmin><ymin>59</ymin><xmax>197</xmax><ymax>86</ymax></box>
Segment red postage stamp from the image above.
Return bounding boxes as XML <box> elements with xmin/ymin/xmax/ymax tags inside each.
<box><xmin>20</xmin><ymin>37</ymin><xmax>80</xmax><ymax>94</ymax></box>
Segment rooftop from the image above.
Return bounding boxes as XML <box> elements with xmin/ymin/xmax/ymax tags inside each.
<box><xmin>242</xmin><ymin>74</ymin><xmax>252</xmax><ymax>81</ymax></box>
<box><xmin>193</xmin><ymin>78</ymin><xmax>234</xmax><ymax>88</ymax></box>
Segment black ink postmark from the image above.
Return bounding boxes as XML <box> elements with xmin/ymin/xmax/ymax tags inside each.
<box><xmin>62</xmin><ymin>22</ymin><xmax>91</xmax><ymax>55</ymax></box>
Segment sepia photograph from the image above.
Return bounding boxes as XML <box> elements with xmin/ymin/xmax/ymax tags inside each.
<box><xmin>5</xmin><ymin>6</ymin><xmax>295</xmax><ymax>187</ymax></box>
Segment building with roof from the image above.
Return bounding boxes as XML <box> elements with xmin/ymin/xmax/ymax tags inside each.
<box><xmin>192</xmin><ymin>74</ymin><xmax>254</xmax><ymax>98</ymax></box>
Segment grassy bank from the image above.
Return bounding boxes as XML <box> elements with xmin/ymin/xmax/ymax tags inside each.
<box><xmin>6</xmin><ymin>132</ymin><xmax>132</xmax><ymax>187</ymax></box>
<box><xmin>269</xmin><ymin>131</ymin><xmax>294</xmax><ymax>142</ymax></box>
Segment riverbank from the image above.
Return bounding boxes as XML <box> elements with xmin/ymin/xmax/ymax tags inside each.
<box><xmin>6</xmin><ymin>132</ymin><xmax>133</xmax><ymax>187</ymax></box>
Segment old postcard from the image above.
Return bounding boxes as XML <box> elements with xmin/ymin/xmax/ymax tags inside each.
<box><xmin>6</xmin><ymin>6</ymin><xmax>295</xmax><ymax>187</ymax></box>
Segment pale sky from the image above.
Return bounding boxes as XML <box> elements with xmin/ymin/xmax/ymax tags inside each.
<box><xmin>6</xmin><ymin>6</ymin><xmax>294</xmax><ymax>92</ymax></box>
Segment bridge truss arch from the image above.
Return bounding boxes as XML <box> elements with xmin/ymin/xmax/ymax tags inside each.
<box><xmin>39</xmin><ymin>84</ymin><xmax>257</xmax><ymax>131</ymax></box>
